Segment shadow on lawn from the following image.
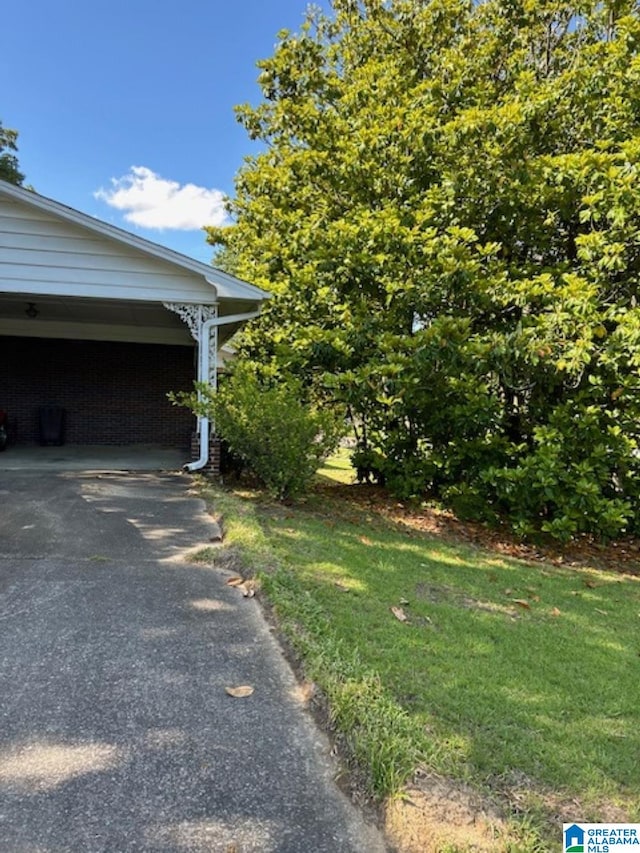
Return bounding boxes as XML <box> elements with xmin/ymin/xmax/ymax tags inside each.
<box><xmin>258</xmin><ymin>505</ymin><xmax>640</xmax><ymax>818</ymax></box>
<box><xmin>311</xmin><ymin>481</ymin><xmax>640</xmax><ymax>578</ymax></box>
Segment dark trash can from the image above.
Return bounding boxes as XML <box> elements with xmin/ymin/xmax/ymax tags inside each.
<box><xmin>39</xmin><ymin>406</ymin><xmax>66</xmax><ymax>446</ymax></box>
<box><xmin>0</xmin><ymin>409</ymin><xmax>7</xmax><ymax>452</ymax></box>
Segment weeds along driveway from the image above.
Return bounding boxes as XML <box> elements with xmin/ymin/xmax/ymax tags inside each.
<box><xmin>0</xmin><ymin>471</ymin><xmax>386</xmax><ymax>853</ymax></box>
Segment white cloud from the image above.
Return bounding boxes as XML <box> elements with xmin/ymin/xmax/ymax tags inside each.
<box><xmin>94</xmin><ymin>166</ymin><xmax>229</xmax><ymax>230</ymax></box>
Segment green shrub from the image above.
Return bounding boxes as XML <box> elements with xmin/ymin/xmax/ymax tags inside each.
<box><xmin>485</xmin><ymin>400</ymin><xmax>639</xmax><ymax>542</ymax></box>
<box><xmin>180</xmin><ymin>364</ymin><xmax>345</xmax><ymax>500</ymax></box>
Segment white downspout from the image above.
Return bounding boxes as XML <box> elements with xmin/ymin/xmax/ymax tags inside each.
<box><xmin>186</xmin><ymin>310</ymin><xmax>260</xmax><ymax>472</ymax></box>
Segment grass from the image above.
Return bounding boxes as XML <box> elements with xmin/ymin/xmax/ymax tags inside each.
<box><xmin>195</xmin><ymin>457</ymin><xmax>640</xmax><ymax>850</ymax></box>
<box><xmin>316</xmin><ymin>445</ymin><xmax>357</xmax><ymax>485</ymax></box>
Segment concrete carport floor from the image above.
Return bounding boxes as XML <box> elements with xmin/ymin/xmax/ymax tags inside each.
<box><xmin>0</xmin><ymin>444</ymin><xmax>189</xmax><ymax>473</ymax></box>
<box><xmin>0</xmin><ymin>471</ymin><xmax>387</xmax><ymax>852</ymax></box>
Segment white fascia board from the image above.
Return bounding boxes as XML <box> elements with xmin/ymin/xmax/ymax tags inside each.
<box><xmin>0</xmin><ymin>276</ymin><xmax>218</xmax><ymax>304</ymax></box>
<box><xmin>0</xmin><ymin>180</ymin><xmax>270</xmax><ymax>304</ymax></box>
<box><xmin>204</xmin><ymin>270</ymin><xmax>272</xmax><ymax>302</ymax></box>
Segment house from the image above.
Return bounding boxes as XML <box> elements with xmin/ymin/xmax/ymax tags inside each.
<box><xmin>0</xmin><ymin>179</ymin><xmax>269</xmax><ymax>471</ymax></box>
<box><xmin>564</xmin><ymin>824</ymin><xmax>585</xmax><ymax>852</ymax></box>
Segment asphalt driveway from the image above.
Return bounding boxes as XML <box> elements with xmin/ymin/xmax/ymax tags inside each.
<box><xmin>0</xmin><ymin>471</ymin><xmax>387</xmax><ymax>852</ymax></box>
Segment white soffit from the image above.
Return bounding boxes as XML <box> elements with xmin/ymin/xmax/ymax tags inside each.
<box><xmin>0</xmin><ymin>293</ymin><xmax>194</xmax><ymax>345</ymax></box>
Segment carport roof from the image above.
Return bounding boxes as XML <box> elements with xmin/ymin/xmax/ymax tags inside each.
<box><xmin>0</xmin><ymin>179</ymin><xmax>270</xmax><ymax>304</ymax></box>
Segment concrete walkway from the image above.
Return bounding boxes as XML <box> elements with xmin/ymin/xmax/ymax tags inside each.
<box><xmin>0</xmin><ymin>472</ymin><xmax>387</xmax><ymax>852</ymax></box>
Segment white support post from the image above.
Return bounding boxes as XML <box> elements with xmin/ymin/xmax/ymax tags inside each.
<box><xmin>190</xmin><ymin>305</ymin><xmax>219</xmax><ymax>471</ymax></box>
<box><xmin>164</xmin><ymin>302</ymin><xmax>218</xmax><ymax>471</ymax></box>
<box><xmin>163</xmin><ymin>303</ymin><xmax>260</xmax><ymax>471</ymax></box>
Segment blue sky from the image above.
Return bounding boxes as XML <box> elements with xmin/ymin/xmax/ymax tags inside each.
<box><xmin>1</xmin><ymin>0</ymin><xmax>329</xmax><ymax>263</ymax></box>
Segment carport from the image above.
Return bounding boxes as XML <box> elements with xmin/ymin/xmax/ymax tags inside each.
<box><xmin>0</xmin><ymin>444</ymin><xmax>188</xmax><ymax>472</ymax></box>
<box><xmin>0</xmin><ymin>180</ymin><xmax>268</xmax><ymax>470</ymax></box>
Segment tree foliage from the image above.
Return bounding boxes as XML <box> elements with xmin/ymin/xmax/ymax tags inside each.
<box><xmin>0</xmin><ymin>120</ymin><xmax>24</xmax><ymax>186</ymax></box>
<box><xmin>208</xmin><ymin>0</ymin><xmax>640</xmax><ymax>540</ymax></box>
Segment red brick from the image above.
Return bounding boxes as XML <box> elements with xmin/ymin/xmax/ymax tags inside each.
<box><xmin>0</xmin><ymin>336</ymin><xmax>196</xmax><ymax>447</ymax></box>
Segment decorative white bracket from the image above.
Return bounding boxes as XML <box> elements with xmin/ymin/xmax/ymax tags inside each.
<box><xmin>163</xmin><ymin>303</ymin><xmax>219</xmax><ymax>385</ymax></box>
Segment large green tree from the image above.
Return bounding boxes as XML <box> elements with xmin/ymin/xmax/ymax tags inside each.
<box><xmin>0</xmin><ymin>120</ymin><xmax>24</xmax><ymax>185</ymax></box>
<box><xmin>209</xmin><ymin>0</ymin><xmax>640</xmax><ymax>540</ymax></box>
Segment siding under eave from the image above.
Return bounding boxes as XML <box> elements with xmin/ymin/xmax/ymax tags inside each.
<box><xmin>0</xmin><ymin>196</ymin><xmax>220</xmax><ymax>304</ymax></box>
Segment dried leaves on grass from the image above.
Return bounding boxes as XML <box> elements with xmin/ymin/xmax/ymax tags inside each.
<box><xmin>318</xmin><ymin>485</ymin><xmax>640</xmax><ymax>577</ymax></box>
<box><xmin>226</xmin><ymin>576</ymin><xmax>257</xmax><ymax>598</ymax></box>
<box><xmin>391</xmin><ymin>606</ymin><xmax>409</xmax><ymax>623</ymax></box>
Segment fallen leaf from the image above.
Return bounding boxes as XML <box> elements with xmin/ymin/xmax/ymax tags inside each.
<box><xmin>391</xmin><ymin>606</ymin><xmax>409</xmax><ymax>622</ymax></box>
<box><xmin>226</xmin><ymin>577</ymin><xmax>244</xmax><ymax>587</ymax></box>
<box><xmin>594</xmin><ymin>608</ymin><xmax>608</xmax><ymax>616</ymax></box>
<box><xmin>551</xmin><ymin>607</ymin><xmax>561</xmax><ymax>617</ymax></box>
<box><xmin>504</xmin><ymin>588</ymin><xmax>513</xmax><ymax>596</ymax></box>
<box><xmin>360</xmin><ymin>535</ymin><xmax>374</xmax><ymax>546</ymax></box>
<box><xmin>240</xmin><ymin>581</ymin><xmax>256</xmax><ymax>598</ymax></box>
<box><xmin>399</xmin><ymin>597</ymin><xmax>410</xmax><ymax>605</ymax></box>
<box><xmin>512</xmin><ymin>599</ymin><xmax>531</xmax><ymax>609</ymax></box>
<box><xmin>334</xmin><ymin>581</ymin><xmax>350</xmax><ymax>592</ymax></box>
<box><xmin>583</xmin><ymin>580</ymin><xmax>598</xmax><ymax>589</ymax></box>
<box><xmin>225</xmin><ymin>685</ymin><xmax>254</xmax><ymax>698</ymax></box>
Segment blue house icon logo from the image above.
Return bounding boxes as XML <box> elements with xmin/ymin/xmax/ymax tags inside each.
<box><xmin>565</xmin><ymin>824</ymin><xmax>585</xmax><ymax>853</ymax></box>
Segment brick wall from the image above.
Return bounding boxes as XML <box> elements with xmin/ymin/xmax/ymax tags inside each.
<box><xmin>0</xmin><ymin>336</ymin><xmax>196</xmax><ymax>447</ymax></box>
<box><xmin>190</xmin><ymin>427</ymin><xmax>222</xmax><ymax>476</ymax></box>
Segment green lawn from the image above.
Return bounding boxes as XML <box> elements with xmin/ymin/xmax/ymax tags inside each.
<box><xmin>197</xmin><ymin>466</ymin><xmax>640</xmax><ymax>850</ymax></box>
<box><xmin>316</xmin><ymin>445</ymin><xmax>357</xmax><ymax>485</ymax></box>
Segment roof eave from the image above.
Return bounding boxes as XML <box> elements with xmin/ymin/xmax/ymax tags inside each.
<box><xmin>0</xmin><ymin>179</ymin><xmax>270</xmax><ymax>304</ymax></box>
